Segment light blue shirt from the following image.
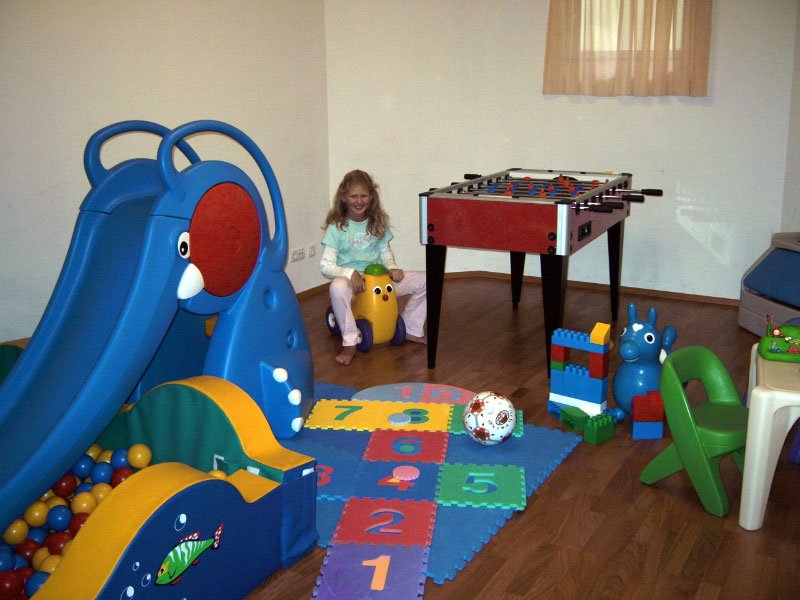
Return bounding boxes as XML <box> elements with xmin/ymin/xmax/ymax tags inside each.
<box><xmin>321</xmin><ymin>220</ymin><xmax>393</xmax><ymax>273</ymax></box>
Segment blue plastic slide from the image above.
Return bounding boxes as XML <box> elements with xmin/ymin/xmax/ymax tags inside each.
<box><xmin>0</xmin><ymin>121</ymin><xmax>314</xmax><ymax>530</ymax></box>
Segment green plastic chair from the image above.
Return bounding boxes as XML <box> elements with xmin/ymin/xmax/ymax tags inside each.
<box><xmin>640</xmin><ymin>345</ymin><xmax>748</xmax><ymax>517</ymax></box>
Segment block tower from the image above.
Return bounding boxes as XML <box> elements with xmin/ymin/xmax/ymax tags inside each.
<box><xmin>548</xmin><ymin>323</ymin><xmax>611</xmax><ymax>417</ymax></box>
<box><xmin>631</xmin><ymin>390</ymin><xmax>665</xmax><ymax>439</ymax></box>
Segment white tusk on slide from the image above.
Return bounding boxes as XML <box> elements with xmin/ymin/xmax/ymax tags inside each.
<box><xmin>177</xmin><ymin>263</ymin><xmax>205</xmax><ymax>300</ymax></box>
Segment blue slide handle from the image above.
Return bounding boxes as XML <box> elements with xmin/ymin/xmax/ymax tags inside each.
<box><xmin>84</xmin><ymin>120</ymin><xmax>201</xmax><ymax>187</ymax></box>
<box><xmin>157</xmin><ymin>120</ymin><xmax>288</xmax><ymax>271</ymax></box>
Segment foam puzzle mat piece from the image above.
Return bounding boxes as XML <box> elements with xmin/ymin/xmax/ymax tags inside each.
<box><xmin>316</xmin><ymin>498</ymin><xmax>346</xmax><ymax>547</ymax></box>
<box><xmin>314</xmin><ymin>380</ymin><xmax>358</xmax><ymax>402</ymax></box>
<box><xmin>354</xmin><ymin>461</ymin><xmax>440</xmax><ymax>502</ymax></box>
<box><xmin>305</xmin><ymin>399</ymin><xmax>452</xmax><ymax>432</ymax></box>
<box><xmin>332</xmin><ymin>497</ymin><xmax>437</xmax><ymax>547</ymax></box>
<box><xmin>363</xmin><ymin>429</ymin><xmax>449</xmax><ymax>464</ymax></box>
<box><xmin>445</xmin><ymin>424</ymin><xmax>581</xmax><ymax>496</ymax></box>
<box><xmin>427</xmin><ymin>505</ymin><xmax>513</xmax><ymax>584</ymax></box>
<box><xmin>315</xmin><ymin>455</ymin><xmax>364</xmax><ymax>501</ymax></box>
<box><xmin>313</xmin><ymin>543</ymin><xmax>428</xmax><ymax>600</ymax></box>
<box><xmin>353</xmin><ymin>382</ymin><xmax>474</xmax><ymax>404</ymax></box>
<box><xmin>436</xmin><ymin>463</ymin><xmax>526</xmax><ymax>510</ymax></box>
<box><xmin>280</xmin><ymin>427</ymin><xmax>372</xmax><ymax>462</ymax></box>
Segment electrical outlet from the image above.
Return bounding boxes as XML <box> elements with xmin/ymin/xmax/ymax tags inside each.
<box><xmin>307</xmin><ymin>244</ymin><xmax>316</xmax><ymax>258</ymax></box>
<box><xmin>290</xmin><ymin>247</ymin><xmax>305</xmax><ymax>262</ymax></box>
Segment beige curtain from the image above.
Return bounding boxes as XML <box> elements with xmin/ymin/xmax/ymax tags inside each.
<box><xmin>543</xmin><ymin>0</ymin><xmax>712</xmax><ymax>96</ymax></box>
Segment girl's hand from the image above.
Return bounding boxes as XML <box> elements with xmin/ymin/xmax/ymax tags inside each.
<box><xmin>351</xmin><ymin>271</ymin><xmax>365</xmax><ymax>294</ymax></box>
<box><xmin>389</xmin><ymin>268</ymin><xmax>404</xmax><ymax>282</ymax></box>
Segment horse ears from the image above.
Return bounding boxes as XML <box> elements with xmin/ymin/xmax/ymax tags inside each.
<box><xmin>647</xmin><ymin>307</ymin><xmax>657</xmax><ymax>326</ymax></box>
<box><xmin>627</xmin><ymin>303</ymin><xmax>637</xmax><ymax>323</ymax></box>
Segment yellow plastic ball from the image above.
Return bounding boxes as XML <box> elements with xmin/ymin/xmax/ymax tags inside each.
<box><xmin>91</xmin><ymin>482</ymin><xmax>113</xmax><ymax>504</ymax></box>
<box><xmin>39</xmin><ymin>554</ymin><xmax>62</xmax><ymax>573</ymax></box>
<box><xmin>3</xmin><ymin>518</ymin><xmax>29</xmax><ymax>545</ymax></box>
<box><xmin>97</xmin><ymin>449</ymin><xmax>114</xmax><ymax>464</ymax></box>
<box><xmin>208</xmin><ymin>469</ymin><xmax>227</xmax><ymax>479</ymax></box>
<box><xmin>32</xmin><ymin>546</ymin><xmax>51</xmax><ymax>570</ymax></box>
<box><xmin>24</xmin><ymin>501</ymin><xmax>49</xmax><ymax>528</ymax></box>
<box><xmin>46</xmin><ymin>496</ymin><xmax>68</xmax><ymax>509</ymax></box>
<box><xmin>70</xmin><ymin>491</ymin><xmax>99</xmax><ymax>514</ymax></box>
<box><xmin>127</xmin><ymin>444</ymin><xmax>153</xmax><ymax>469</ymax></box>
<box><xmin>85</xmin><ymin>444</ymin><xmax>103</xmax><ymax>460</ymax></box>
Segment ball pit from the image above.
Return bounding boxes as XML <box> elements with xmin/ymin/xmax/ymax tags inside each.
<box><xmin>0</xmin><ymin>443</ymin><xmax>153</xmax><ymax>597</ymax></box>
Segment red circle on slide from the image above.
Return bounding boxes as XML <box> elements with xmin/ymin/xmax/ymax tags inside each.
<box><xmin>189</xmin><ymin>182</ymin><xmax>261</xmax><ymax>296</ymax></box>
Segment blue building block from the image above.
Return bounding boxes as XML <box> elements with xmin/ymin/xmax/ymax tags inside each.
<box><xmin>632</xmin><ymin>421</ymin><xmax>664</xmax><ymax>440</ymax></box>
<box><xmin>551</xmin><ymin>328</ymin><xmax>611</xmax><ymax>355</ymax></box>
<box><xmin>550</xmin><ymin>366</ymin><xmax>608</xmax><ymax>405</ymax></box>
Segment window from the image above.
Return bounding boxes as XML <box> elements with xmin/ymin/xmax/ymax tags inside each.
<box><xmin>542</xmin><ymin>0</ymin><xmax>712</xmax><ymax>96</ymax></box>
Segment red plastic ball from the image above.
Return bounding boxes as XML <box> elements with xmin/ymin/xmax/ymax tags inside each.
<box><xmin>15</xmin><ymin>566</ymin><xmax>34</xmax><ymax>586</ymax></box>
<box><xmin>111</xmin><ymin>467</ymin><xmax>134</xmax><ymax>488</ymax></box>
<box><xmin>68</xmin><ymin>513</ymin><xmax>90</xmax><ymax>537</ymax></box>
<box><xmin>51</xmin><ymin>473</ymin><xmax>78</xmax><ymax>498</ymax></box>
<box><xmin>0</xmin><ymin>569</ymin><xmax>24</xmax><ymax>600</ymax></box>
<box><xmin>15</xmin><ymin>538</ymin><xmax>42</xmax><ymax>563</ymax></box>
<box><xmin>45</xmin><ymin>530</ymin><xmax>73</xmax><ymax>555</ymax></box>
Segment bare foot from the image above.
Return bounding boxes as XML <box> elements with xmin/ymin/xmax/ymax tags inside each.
<box><xmin>406</xmin><ymin>334</ymin><xmax>427</xmax><ymax>345</ymax></box>
<box><xmin>336</xmin><ymin>346</ymin><xmax>357</xmax><ymax>365</ymax></box>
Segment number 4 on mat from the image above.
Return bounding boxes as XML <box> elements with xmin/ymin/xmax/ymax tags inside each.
<box><xmin>362</xmin><ymin>555</ymin><xmax>391</xmax><ymax>591</ymax></box>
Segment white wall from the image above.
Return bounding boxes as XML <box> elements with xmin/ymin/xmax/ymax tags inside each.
<box><xmin>325</xmin><ymin>0</ymin><xmax>798</xmax><ymax>300</ymax></box>
<box><xmin>0</xmin><ymin>0</ymin><xmax>330</xmax><ymax>341</ymax></box>
<box><xmin>783</xmin><ymin>3</ymin><xmax>800</xmax><ymax>232</ymax></box>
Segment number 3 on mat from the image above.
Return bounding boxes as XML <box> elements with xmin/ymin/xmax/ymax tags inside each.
<box><xmin>362</xmin><ymin>555</ymin><xmax>391</xmax><ymax>591</ymax></box>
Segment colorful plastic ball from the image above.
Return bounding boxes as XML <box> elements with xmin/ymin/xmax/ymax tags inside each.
<box><xmin>85</xmin><ymin>443</ymin><xmax>102</xmax><ymax>460</ymax></box>
<box><xmin>91</xmin><ymin>483</ymin><xmax>113</xmax><ymax>504</ymax></box>
<box><xmin>97</xmin><ymin>449</ymin><xmax>114</xmax><ymax>464</ymax></box>
<box><xmin>15</xmin><ymin>539</ymin><xmax>42</xmax><ymax>563</ymax></box>
<box><xmin>0</xmin><ymin>569</ymin><xmax>24</xmax><ymax>600</ymax></box>
<box><xmin>111</xmin><ymin>467</ymin><xmax>134</xmax><ymax>488</ymax></box>
<box><xmin>462</xmin><ymin>391</ymin><xmax>517</xmax><ymax>446</ymax></box>
<box><xmin>127</xmin><ymin>444</ymin><xmax>152</xmax><ymax>469</ymax></box>
<box><xmin>26</xmin><ymin>527</ymin><xmax>48</xmax><ymax>545</ymax></box>
<box><xmin>31</xmin><ymin>546</ymin><xmax>50</xmax><ymax>570</ymax></box>
<box><xmin>111</xmin><ymin>448</ymin><xmax>130</xmax><ymax>470</ymax></box>
<box><xmin>46</xmin><ymin>505</ymin><xmax>72</xmax><ymax>532</ymax></box>
<box><xmin>52</xmin><ymin>473</ymin><xmax>79</xmax><ymax>498</ymax></box>
<box><xmin>13</xmin><ymin>553</ymin><xmax>28</xmax><ymax>569</ymax></box>
<box><xmin>16</xmin><ymin>566</ymin><xmax>34</xmax><ymax>587</ymax></box>
<box><xmin>39</xmin><ymin>553</ymin><xmax>62</xmax><ymax>574</ymax></box>
<box><xmin>90</xmin><ymin>461</ymin><xmax>114</xmax><ymax>485</ymax></box>
<box><xmin>23</xmin><ymin>501</ymin><xmax>49</xmax><ymax>528</ymax></box>
<box><xmin>71</xmin><ymin>454</ymin><xmax>95</xmax><ymax>479</ymax></box>
<box><xmin>70</xmin><ymin>492</ymin><xmax>98</xmax><ymax>515</ymax></box>
<box><xmin>25</xmin><ymin>570</ymin><xmax>49</xmax><ymax>597</ymax></box>
<box><xmin>0</xmin><ymin>549</ymin><xmax>14</xmax><ymax>571</ymax></box>
<box><xmin>2</xmin><ymin>519</ymin><xmax>29</xmax><ymax>545</ymax></box>
<box><xmin>38</xmin><ymin>489</ymin><xmax>54</xmax><ymax>502</ymax></box>
<box><xmin>208</xmin><ymin>469</ymin><xmax>227</xmax><ymax>479</ymax></box>
<box><xmin>44</xmin><ymin>531</ymin><xmax>72</xmax><ymax>555</ymax></box>
<box><xmin>45</xmin><ymin>496</ymin><xmax>67</xmax><ymax>509</ymax></box>
<box><xmin>68</xmin><ymin>513</ymin><xmax>90</xmax><ymax>537</ymax></box>
<box><xmin>74</xmin><ymin>482</ymin><xmax>93</xmax><ymax>495</ymax></box>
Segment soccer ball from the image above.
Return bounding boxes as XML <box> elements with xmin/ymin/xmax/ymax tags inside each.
<box><xmin>462</xmin><ymin>391</ymin><xmax>517</xmax><ymax>445</ymax></box>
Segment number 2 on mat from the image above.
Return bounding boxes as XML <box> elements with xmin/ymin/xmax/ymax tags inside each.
<box><xmin>362</xmin><ymin>555</ymin><xmax>391</xmax><ymax>591</ymax></box>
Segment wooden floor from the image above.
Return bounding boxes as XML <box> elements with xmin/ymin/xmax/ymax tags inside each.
<box><xmin>249</xmin><ymin>276</ymin><xmax>800</xmax><ymax>600</ymax></box>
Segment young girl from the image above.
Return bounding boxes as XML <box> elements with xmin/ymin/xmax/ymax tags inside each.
<box><xmin>321</xmin><ymin>170</ymin><xmax>426</xmax><ymax>366</ymax></box>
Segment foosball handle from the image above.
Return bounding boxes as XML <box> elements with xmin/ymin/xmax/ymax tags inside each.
<box><xmin>640</xmin><ymin>188</ymin><xmax>663</xmax><ymax>196</ymax></box>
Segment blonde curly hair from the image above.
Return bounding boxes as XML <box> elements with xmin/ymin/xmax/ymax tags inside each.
<box><xmin>323</xmin><ymin>169</ymin><xmax>390</xmax><ymax>239</ymax></box>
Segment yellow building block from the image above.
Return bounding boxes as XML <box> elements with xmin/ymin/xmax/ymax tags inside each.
<box><xmin>590</xmin><ymin>322</ymin><xmax>611</xmax><ymax>346</ymax></box>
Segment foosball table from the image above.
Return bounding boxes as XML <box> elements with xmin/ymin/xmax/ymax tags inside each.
<box><xmin>419</xmin><ymin>168</ymin><xmax>662</xmax><ymax>369</ymax></box>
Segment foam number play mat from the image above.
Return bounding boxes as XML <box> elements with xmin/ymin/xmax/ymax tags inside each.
<box><xmin>282</xmin><ymin>382</ymin><xmax>581</xmax><ymax>598</ymax></box>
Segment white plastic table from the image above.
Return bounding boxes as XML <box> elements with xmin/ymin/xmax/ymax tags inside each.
<box><xmin>739</xmin><ymin>343</ymin><xmax>800</xmax><ymax>530</ymax></box>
